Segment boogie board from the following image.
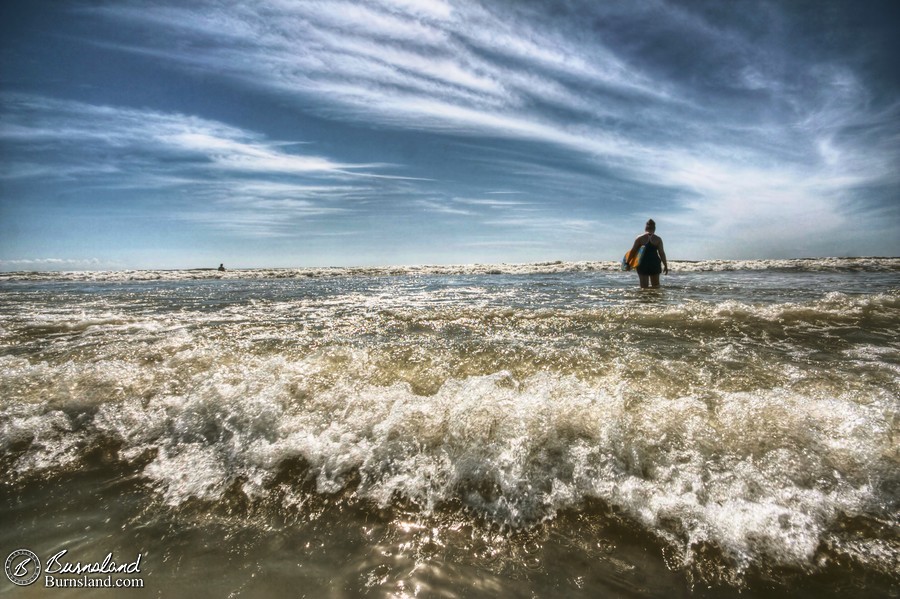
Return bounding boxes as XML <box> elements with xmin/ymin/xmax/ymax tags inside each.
<box><xmin>621</xmin><ymin>245</ymin><xmax>645</xmax><ymax>271</ymax></box>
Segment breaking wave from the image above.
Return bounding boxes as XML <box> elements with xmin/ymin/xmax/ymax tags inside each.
<box><xmin>1</xmin><ymin>257</ymin><xmax>898</xmax><ymax>281</ymax></box>
<box><xmin>1</xmin><ymin>284</ymin><xmax>898</xmax><ymax>585</ymax></box>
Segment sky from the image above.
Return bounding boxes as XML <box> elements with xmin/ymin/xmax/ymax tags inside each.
<box><xmin>1</xmin><ymin>0</ymin><xmax>898</xmax><ymax>270</ymax></box>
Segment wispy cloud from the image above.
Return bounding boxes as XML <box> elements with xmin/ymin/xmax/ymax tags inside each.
<box><xmin>454</xmin><ymin>197</ymin><xmax>530</xmax><ymax>208</ymax></box>
<box><xmin>416</xmin><ymin>199</ymin><xmax>475</xmax><ymax>216</ymax></box>
<box><xmin>83</xmin><ymin>2</ymin><xmax>668</xmax><ymax>154</ymax></box>
<box><xmin>3</xmin><ymin>1</ymin><xmax>898</xmax><ymax>262</ymax></box>
<box><xmin>0</xmin><ymin>94</ymin><xmax>385</xmax><ymax>177</ymax></box>
<box><xmin>462</xmin><ymin>240</ymin><xmax>551</xmax><ymax>249</ymax></box>
<box><xmin>160</xmin><ymin>132</ymin><xmax>369</xmax><ymax>174</ymax></box>
<box><xmin>86</xmin><ymin>1</ymin><xmax>898</xmax><ymax>197</ymax></box>
<box><xmin>484</xmin><ymin>215</ymin><xmax>598</xmax><ymax>234</ymax></box>
<box><xmin>0</xmin><ymin>257</ymin><xmax>111</xmax><ymax>271</ymax></box>
<box><xmin>0</xmin><ymin>93</ymin><xmax>410</xmax><ymax>236</ymax></box>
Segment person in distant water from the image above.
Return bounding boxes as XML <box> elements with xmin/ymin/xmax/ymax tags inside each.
<box><xmin>218</xmin><ymin>263</ymin><xmax>225</xmax><ymax>272</ymax></box>
<box><xmin>629</xmin><ymin>219</ymin><xmax>668</xmax><ymax>288</ymax></box>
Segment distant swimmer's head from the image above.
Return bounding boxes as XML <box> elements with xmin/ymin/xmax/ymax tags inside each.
<box><xmin>645</xmin><ymin>219</ymin><xmax>656</xmax><ymax>232</ymax></box>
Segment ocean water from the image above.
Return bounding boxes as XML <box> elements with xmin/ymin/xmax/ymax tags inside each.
<box><xmin>1</xmin><ymin>258</ymin><xmax>898</xmax><ymax>597</ymax></box>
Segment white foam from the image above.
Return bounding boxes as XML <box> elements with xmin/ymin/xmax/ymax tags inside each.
<box><xmin>5</xmin><ymin>348</ymin><xmax>891</xmax><ymax>574</ymax></box>
<box><xmin>3</xmin><ymin>362</ymin><xmax>895</xmax><ymax>579</ymax></box>
<box><xmin>1</xmin><ymin>271</ymin><xmax>897</xmax><ymax>579</ymax></box>
<box><xmin>2</xmin><ymin>257</ymin><xmax>898</xmax><ymax>281</ymax></box>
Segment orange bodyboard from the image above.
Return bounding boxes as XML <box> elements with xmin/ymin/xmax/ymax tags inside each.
<box><xmin>621</xmin><ymin>245</ymin><xmax>646</xmax><ymax>271</ymax></box>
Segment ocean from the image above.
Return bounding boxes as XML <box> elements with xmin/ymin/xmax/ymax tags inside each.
<box><xmin>1</xmin><ymin>258</ymin><xmax>898</xmax><ymax>597</ymax></box>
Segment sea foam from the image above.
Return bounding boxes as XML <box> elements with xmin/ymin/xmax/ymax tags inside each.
<box><xmin>1</xmin><ymin>264</ymin><xmax>897</xmax><ymax>585</ymax></box>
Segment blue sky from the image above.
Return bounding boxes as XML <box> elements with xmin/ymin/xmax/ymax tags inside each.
<box><xmin>1</xmin><ymin>0</ymin><xmax>898</xmax><ymax>270</ymax></box>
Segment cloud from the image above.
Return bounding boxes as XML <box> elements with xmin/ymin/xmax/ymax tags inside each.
<box><xmin>0</xmin><ymin>94</ymin><xmax>383</xmax><ymax>177</ymax></box>
<box><xmin>416</xmin><ymin>199</ymin><xmax>475</xmax><ymax>216</ymax></box>
<box><xmin>484</xmin><ymin>215</ymin><xmax>597</xmax><ymax>234</ymax></box>
<box><xmin>85</xmin><ymin>2</ymin><xmax>897</xmax><ymax>182</ymax></box>
<box><xmin>454</xmin><ymin>197</ymin><xmax>530</xmax><ymax>207</ymax></box>
<box><xmin>0</xmin><ymin>257</ymin><xmax>110</xmax><ymax>271</ymax></box>
<box><xmin>4</xmin><ymin>1</ymin><xmax>898</xmax><ymax>260</ymax></box>
<box><xmin>159</xmin><ymin>132</ymin><xmax>362</xmax><ymax>174</ymax></box>
<box><xmin>0</xmin><ymin>93</ymin><xmax>412</xmax><ymax>236</ymax></box>
<box><xmin>462</xmin><ymin>240</ymin><xmax>551</xmax><ymax>248</ymax></box>
<box><xmin>84</xmin><ymin>2</ymin><xmax>665</xmax><ymax>152</ymax></box>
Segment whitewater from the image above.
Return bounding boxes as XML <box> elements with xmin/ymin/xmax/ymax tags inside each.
<box><xmin>1</xmin><ymin>258</ymin><xmax>897</xmax><ymax>597</ymax></box>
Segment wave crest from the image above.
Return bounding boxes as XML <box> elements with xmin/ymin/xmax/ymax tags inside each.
<box><xmin>2</xmin><ymin>257</ymin><xmax>898</xmax><ymax>281</ymax></box>
<box><xmin>2</xmin><ymin>353</ymin><xmax>895</xmax><ymax>579</ymax></box>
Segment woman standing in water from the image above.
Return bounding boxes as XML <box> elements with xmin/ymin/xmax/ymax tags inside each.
<box><xmin>630</xmin><ymin>219</ymin><xmax>668</xmax><ymax>288</ymax></box>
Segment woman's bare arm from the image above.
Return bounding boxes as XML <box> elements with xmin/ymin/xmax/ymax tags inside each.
<box><xmin>658</xmin><ymin>239</ymin><xmax>668</xmax><ymax>274</ymax></box>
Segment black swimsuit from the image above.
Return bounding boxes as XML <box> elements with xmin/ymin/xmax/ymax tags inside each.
<box><xmin>636</xmin><ymin>235</ymin><xmax>662</xmax><ymax>276</ymax></box>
